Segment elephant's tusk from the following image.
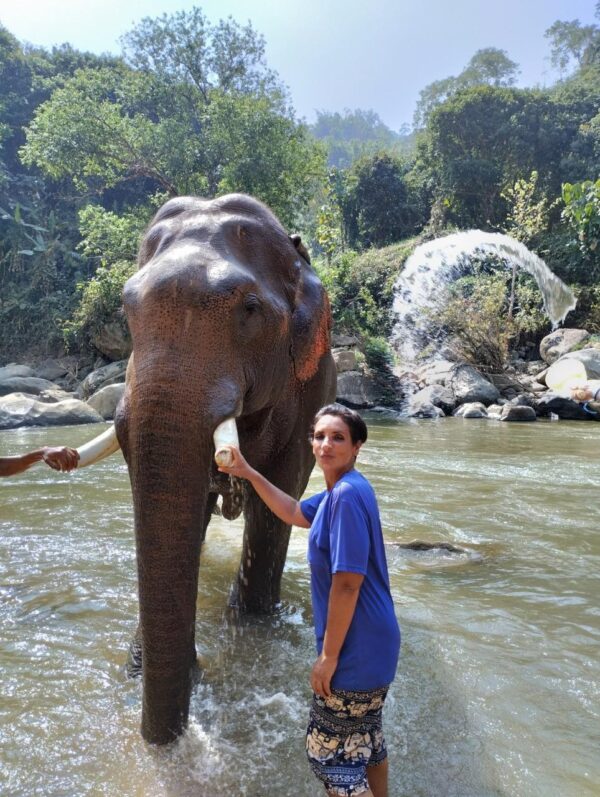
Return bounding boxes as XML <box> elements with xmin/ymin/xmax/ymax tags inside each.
<box><xmin>76</xmin><ymin>424</ymin><xmax>121</xmax><ymax>468</ymax></box>
<box><xmin>213</xmin><ymin>418</ymin><xmax>239</xmax><ymax>467</ymax></box>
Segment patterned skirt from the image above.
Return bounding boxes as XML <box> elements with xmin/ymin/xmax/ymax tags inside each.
<box><xmin>306</xmin><ymin>685</ymin><xmax>389</xmax><ymax>796</ymax></box>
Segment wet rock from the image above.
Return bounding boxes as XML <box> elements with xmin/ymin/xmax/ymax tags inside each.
<box><xmin>0</xmin><ymin>376</ymin><xmax>62</xmax><ymax>397</ymax></box>
<box><xmin>331</xmin><ymin>333</ymin><xmax>360</xmax><ymax>348</ymax></box>
<box><xmin>453</xmin><ymin>402</ymin><xmax>487</xmax><ymax>418</ymax></box>
<box><xmin>410</xmin><ymin>384</ymin><xmax>456</xmax><ymax>414</ymax></box>
<box><xmin>336</xmin><ymin>371</ymin><xmax>380</xmax><ymax>408</ymax></box>
<box><xmin>488</xmin><ymin>372</ymin><xmax>526</xmax><ymax>397</ymax></box>
<box><xmin>500</xmin><ymin>404</ymin><xmax>537</xmax><ymax>422</ymax></box>
<box><xmin>35</xmin><ymin>356</ymin><xmax>78</xmax><ymax>382</ymax></box>
<box><xmin>38</xmin><ymin>388</ymin><xmax>75</xmax><ymax>403</ymax></box>
<box><xmin>75</xmin><ymin>360</ymin><xmax>128</xmax><ymax>399</ymax></box>
<box><xmin>405</xmin><ymin>399</ymin><xmax>445</xmax><ymax>419</ymax></box>
<box><xmin>87</xmin><ymin>383</ymin><xmax>126</xmax><ymax>420</ymax></box>
<box><xmin>448</xmin><ymin>364</ymin><xmax>500</xmax><ymax>405</ymax></box>
<box><xmin>415</xmin><ymin>359</ymin><xmax>455</xmax><ymax>387</ymax></box>
<box><xmin>486</xmin><ymin>403</ymin><xmax>504</xmax><ymax>419</ymax></box>
<box><xmin>387</xmin><ymin>539</ymin><xmax>483</xmax><ymax>567</ymax></box>
<box><xmin>332</xmin><ymin>348</ymin><xmax>358</xmax><ymax>373</ymax></box>
<box><xmin>0</xmin><ymin>364</ymin><xmax>36</xmax><ymax>380</ymax></box>
<box><xmin>539</xmin><ymin>328</ymin><xmax>590</xmax><ymax>364</ymax></box>
<box><xmin>0</xmin><ymin>393</ymin><xmax>104</xmax><ymax>429</ymax></box>
<box><xmin>535</xmin><ymin>393</ymin><xmax>597</xmax><ymax>420</ymax></box>
<box><xmin>91</xmin><ymin>319</ymin><xmax>132</xmax><ymax>361</ymax></box>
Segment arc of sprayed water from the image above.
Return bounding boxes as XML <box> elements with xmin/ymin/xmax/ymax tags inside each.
<box><xmin>392</xmin><ymin>231</ymin><xmax>577</xmax><ymax>363</ymax></box>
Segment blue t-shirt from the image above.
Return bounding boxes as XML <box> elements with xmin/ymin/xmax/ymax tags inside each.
<box><xmin>300</xmin><ymin>469</ymin><xmax>400</xmax><ymax>690</ymax></box>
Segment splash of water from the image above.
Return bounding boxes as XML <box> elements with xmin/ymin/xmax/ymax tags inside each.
<box><xmin>392</xmin><ymin>230</ymin><xmax>577</xmax><ymax>363</ymax></box>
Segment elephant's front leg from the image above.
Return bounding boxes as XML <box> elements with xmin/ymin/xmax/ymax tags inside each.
<box><xmin>231</xmin><ymin>434</ymin><xmax>314</xmax><ymax>614</ymax></box>
<box><xmin>231</xmin><ymin>490</ymin><xmax>292</xmax><ymax>613</ymax></box>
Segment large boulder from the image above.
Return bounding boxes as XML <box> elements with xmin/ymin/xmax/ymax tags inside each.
<box><xmin>331</xmin><ymin>333</ymin><xmax>360</xmax><ymax>348</ymax></box>
<box><xmin>75</xmin><ymin>360</ymin><xmax>128</xmax><ymax>399</ymax></box>
<box><xmin>0</xmin><ymin>364</ymin><xmax>36</xmax><ymax>380</ymax></box>
<box><xmin>539</xmin><ymin>328</ymin><xmax>590</xmax><ymax>364</ymax></box>
<box><xmin>0</xmin><ymin>376</ymin><xmax>62</xmax><ymax>397</ymax></box>
<box><xmin>551</xmin><ymin>348</ymin><xmax>600</xmax><ymax>380</ymax></box>
<box><xmin>405</xmin><ymin>399</ymin><xmax>445</xmax><ymax>419</ymax></box>
<box><xmin>91</xmin><ymin>319</ymin><xmax>132</xmax><ymax>361</ymax></box>
<box><xmin>453</xmin><ymin>402</ymin><xmax>488</xmax><ymax>418</ymax></box>
<box><xmin>336</xmin><ymin>371</ymin><xmax>380</xmax><ymax>408</ymax></box>
<box><xmin>449</xmin><ymin>364</ymin><xmax>500</xmax><ymax>405</ymax></box>
<box><xmin>87</xmin><ymin>383</ymin><xmax>126</xmax><ymax>420</ymax></box>
<box><xmin>0</xmin><ymin>393</ymin><xmax>105</xmax><ymax>429</ymax></box>
<box><xmin>33</xmin><ymin>357</ymin><xmax>78</xmax><ymax>382</ymax></box>
<box><xmin>409</xmin><ymin>384</ymin><xmax>456</xmax><ymax>415</ymax></box>
<box><xmin>500</xmin><ymin>404</ymin><xmax>537</xmax><ymax>422</ymax></box>
<box><xmin>415</xmin><ymin>359</ymin><xmax>455</xmax><ymax>387</ymax></box>
<box><xmin>332</xmin><ymin>348</ymin><xmax>358</xmax><ymax>373</ymax></box>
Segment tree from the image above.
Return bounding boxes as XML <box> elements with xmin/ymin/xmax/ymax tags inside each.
<box><xmin>414</xmin><ymin>47</ymin><xmax>519</xmax><ymax>128</ymax></box>
<box><xmin>545</xmin><ymin>6</ymin><xmax>600</xmax><ymax>74</ymax></box>
<box><xmin>310</xmin><ymin>108</ymin><xmax>410</xmax><ymax>168</ymax></box>
<box><xmin>562</xmin><ymin>179</ymin><xmax>600</xmax><ymax>277</ymax></box>
<box><xmin>339</xmin><ymin>153</ymin><xmax>425</xmax><ymax>249</ymax></box>
<box><xmin>20</xmin><ymin>7</ymin><xmax>324</xmax><ymax>228</ymax></box>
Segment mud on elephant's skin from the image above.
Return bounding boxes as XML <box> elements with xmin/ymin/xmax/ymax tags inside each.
<box><xmin>109</xmin><ymin>193</ymin><xmax>336</xmax><ymax>744</ymax></box>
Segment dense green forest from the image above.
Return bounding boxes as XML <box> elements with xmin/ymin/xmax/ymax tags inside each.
<box><xmin>0</xmin><ymin>5</ymin><xmax>599</xmax><ymax>367</ymax></box>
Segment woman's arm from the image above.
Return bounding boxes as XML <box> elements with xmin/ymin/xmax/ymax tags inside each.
<box><xmin>0</xmin><ymin>446</ymin><xmax>79</xmax><ymax>477</ymax></box>
<box><xmin>217</xmin><ymin>446</ymin><xmax>310</xmax><ymax>528</ymax></box>
<box><xmin>310</xmin><ymin>571</ymin><xmax>365</xmax><ymax>697</ymax></box>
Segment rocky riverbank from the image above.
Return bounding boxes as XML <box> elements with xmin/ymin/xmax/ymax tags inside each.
<box><xmin>398</xmin><ymin>328</ymin><xmax>600</xmax><ymax>422</ymax></box>
<box><xmin>1</xmin><ymin>328</ymin><xmax>598</xmax><ymax>429</ymax></box>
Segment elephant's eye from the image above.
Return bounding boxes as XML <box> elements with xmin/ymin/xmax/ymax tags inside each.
<box><xmin>244</xmin><ymin>294</ymin><xmax>261</xmax><ymax>313</ymax></box>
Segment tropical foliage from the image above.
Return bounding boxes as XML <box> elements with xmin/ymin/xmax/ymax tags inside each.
<box><xmin>0</xmin><ymin>4</ymin><xmax>598</xmax><ymax>367</ymax></box>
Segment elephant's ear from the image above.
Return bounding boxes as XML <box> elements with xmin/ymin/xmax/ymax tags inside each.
<box><xmin>289</xmin><ymin>233</ymin><xmax>311</xmax><ymax>265</ymax></box>
<box><xmin>289</xmin><ymin>235</ymin><xmax>332</xmax><ymax>383</ymax></box>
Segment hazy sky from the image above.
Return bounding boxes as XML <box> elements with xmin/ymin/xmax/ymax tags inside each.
<box><xmin>1</xmin><ymin>0</ymin><xmax>596</xmax><ymax>130</ymax></box>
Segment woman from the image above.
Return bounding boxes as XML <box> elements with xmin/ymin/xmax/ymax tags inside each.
<box><xmin>219</xmin><ymin>403</ymin><xmax>400</xmax><ymax>797</ymax></box>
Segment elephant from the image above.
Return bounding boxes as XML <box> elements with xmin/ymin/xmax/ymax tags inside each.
<box><xmin>78</xmin><ymin>193</ymin><xmax>337</xmax><ymax>745</ymax></box>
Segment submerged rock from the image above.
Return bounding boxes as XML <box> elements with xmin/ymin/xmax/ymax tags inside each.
<box><xmin>387</xmin><ymin>539</ymin><xmax>483</xmax><ymax>567</ymax></box>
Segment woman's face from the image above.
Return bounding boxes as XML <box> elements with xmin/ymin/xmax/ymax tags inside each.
<box><xmin>311</xmin><ymin>414</ymin><xmax>362</xmax><ymax>479</ymax></box>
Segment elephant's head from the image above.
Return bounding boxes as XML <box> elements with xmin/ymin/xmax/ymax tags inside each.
<box><xmin>113</xmin><ymin>194</ymin><xmax>335</xmax><ymax>743</ymax></box>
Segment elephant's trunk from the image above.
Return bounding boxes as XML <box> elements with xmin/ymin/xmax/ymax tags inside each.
<box><xmin>120</xmin><ymin>366</ymin><xmax>240</xmax><ymax>744</ymax></box>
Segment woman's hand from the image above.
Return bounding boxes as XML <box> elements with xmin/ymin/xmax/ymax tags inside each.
<box><xmin>310</xmin><ymin>653</ymin><xmax>338</xmax><ymax>698</ymax></box>
<box><xmin>570</xmin><ymin>384</ymin><xmax>593</xmax><ymax>402</ymax></box>
<box><xmin>217</xmin><ymin>446</ymin><xmax>255</xmax><ymax>480</ymax></box>
<box><xmin>42</xmin><ymin>446</ymin><xmax>80</xmax><ymax>472</ymax></box>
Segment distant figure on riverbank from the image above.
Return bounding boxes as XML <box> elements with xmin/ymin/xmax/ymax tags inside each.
<box><xmin>570</xmin><ymin>382</ymin><xmax>600</xmax><ymax>403</ymax></box>
<box><xmin>0</xmin><ymin>446</ymin><xmax>79</xmax><ymax>477</ymax></box>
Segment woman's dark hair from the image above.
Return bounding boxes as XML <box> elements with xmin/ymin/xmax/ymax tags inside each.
<box><xmin>310</xmin><ymin>403</ymin><xmax>368</xmax><ymax>444</ymax></box>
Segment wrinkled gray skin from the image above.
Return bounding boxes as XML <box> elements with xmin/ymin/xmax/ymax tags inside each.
<box><xmin>114</xmin><ymin>194</ymin><xmax>336</xmax><ymax>744</ymax></box>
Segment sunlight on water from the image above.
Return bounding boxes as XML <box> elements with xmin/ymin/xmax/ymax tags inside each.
<box><xmin>1</xmin><ymin>420</ymin><xmax>599</xmax><ymax>796</ymax></box>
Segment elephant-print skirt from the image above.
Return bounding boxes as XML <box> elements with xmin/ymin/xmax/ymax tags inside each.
<box><xmin>305</xmin><ymin>685</ymin><xmax>389</xmax><ymax>796</ymax></box>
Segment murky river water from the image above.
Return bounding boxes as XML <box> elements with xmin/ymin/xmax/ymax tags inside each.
<box><xmin>1</xmin><ymin>418</ymin><xmax>598</xmax><ymax>796</ymax></box>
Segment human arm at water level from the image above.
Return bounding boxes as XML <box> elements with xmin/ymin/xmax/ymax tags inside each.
<box><xmin>0</xmin><ymin>446</ymin><xmax>80</xmax><ymax>476</ymax></box>
<box><xmin>217</xmin><ymin>446</ymin><xmax>310</xmax><ymax>528</ymax></box>
<box><xmin>311</xmin><ymin>571</ymin><xmax>364</xmax><ymax>698</ymax></box>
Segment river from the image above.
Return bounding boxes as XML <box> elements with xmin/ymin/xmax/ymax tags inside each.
<box><xmin>1</xmin><ymin>418</ymin><xmax>598</xmax><ymax>796</ymax></box>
